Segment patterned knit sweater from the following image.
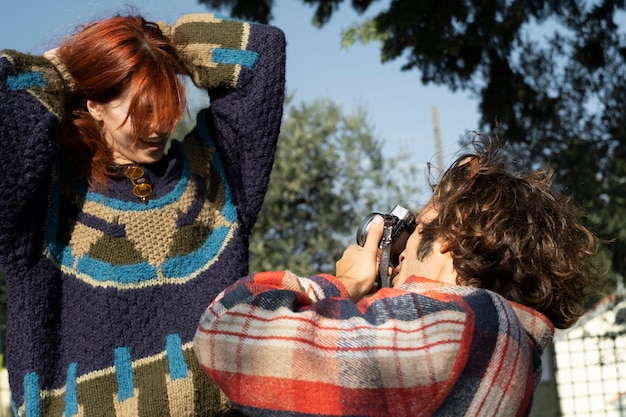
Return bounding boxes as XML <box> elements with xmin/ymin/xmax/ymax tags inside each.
<box><xmin>194</xmin><ymin>271</ymin><xmax>555</xmax><ymax>417</ymax></box>
<box><xmin>0</xmin><ymin>14</ymin><xmax>285</xmax><ymax>417</ymax></box>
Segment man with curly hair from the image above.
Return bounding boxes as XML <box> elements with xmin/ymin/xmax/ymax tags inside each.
<box><xmin>193</xmin><ymin>138</ymin><xmax>602</xmax><ymax>417</ymax></box>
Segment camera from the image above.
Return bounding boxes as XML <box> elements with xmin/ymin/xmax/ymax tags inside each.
<box><xmin>356</xmin><ymin>205</ymin><xmax>417</xmax><ymax>287</ymax></box>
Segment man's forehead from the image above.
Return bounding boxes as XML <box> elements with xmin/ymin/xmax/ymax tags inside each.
<box><xmin>416</xmin><ymin>202</ymin><xmax>437</xmax><ymax>223</ymax></box>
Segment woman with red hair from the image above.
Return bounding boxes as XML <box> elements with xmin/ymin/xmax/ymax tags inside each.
<box><xmin>0</xmin><ymin>11</ymin><xmax>285</xmax><ymax>416</ymax></box>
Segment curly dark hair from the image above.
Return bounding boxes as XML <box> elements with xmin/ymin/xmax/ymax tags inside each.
<box><xmin>421</xmin><ymin>136</ymin><xmax>602</xmax><ymax>329</ymax></box>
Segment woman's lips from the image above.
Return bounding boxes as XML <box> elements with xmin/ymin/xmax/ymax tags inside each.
<box><xmin>141</xmin><ymin>137</ymin><xmax>165</xmax><ymax>144</ymax></box>
<box><xmin>140</xmin><ymin>137</ymin><xmax>167</xmax><ymax>149</ymax></box>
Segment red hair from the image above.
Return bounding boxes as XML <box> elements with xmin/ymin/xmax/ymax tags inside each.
<box><xmin>57</xmin><ymin>14</ymin><xmax>187</xmax><ymax>187</ymax></box>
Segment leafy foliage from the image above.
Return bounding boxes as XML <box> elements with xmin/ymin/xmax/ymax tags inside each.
<box><xmin>195</xmin><ymin>0</ymin><xmax>275</xmax><ymax>23</ymax></box>
<box><xmin>249</xmin><ymin>95</ymin><xmax>421</xmax><ymax>276</ymax></box>
<box><xmin>196</xmin><ymin>0</ymin><xmax>625</xmax><ymax>290</ymax></box>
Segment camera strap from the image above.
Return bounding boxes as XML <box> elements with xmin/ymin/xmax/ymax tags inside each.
<box><xmin>378</xmin><ymin>215</ymin><xmax>397</xmax><ymax>288</ymax></box>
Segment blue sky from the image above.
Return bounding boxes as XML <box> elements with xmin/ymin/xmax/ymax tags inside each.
<box><xmin>1</xmin><ymin>0</ymin><xmax>480</xmax><ymax>172</ymax></box>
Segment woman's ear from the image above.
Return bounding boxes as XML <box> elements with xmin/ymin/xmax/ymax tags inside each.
<box><xmin>86</xmin><ymin>100</ymin><xmax>103</xmax><ymax>121</ymax></box>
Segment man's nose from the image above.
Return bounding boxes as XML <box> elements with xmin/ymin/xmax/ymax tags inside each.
<box><xmin>398</xmin><ymin>251</ymin><xmax>406</xmax><ymax>265</ymax></box>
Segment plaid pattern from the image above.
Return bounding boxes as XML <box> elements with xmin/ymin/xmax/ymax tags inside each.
<box><xmin>194</xmin><ymin>271</ymin><xmax>554</xmax><ymax>417</ymax></box>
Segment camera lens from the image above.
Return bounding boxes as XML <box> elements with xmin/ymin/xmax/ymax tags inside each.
<box><xmin>356</xmin><ymin>212</ymin><xmax>382</xmax><ymax>246</ymax></box>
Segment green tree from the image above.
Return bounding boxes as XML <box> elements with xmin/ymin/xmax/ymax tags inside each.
<box><xmin>249</xmin><ymin>96</ymin><xmax>420</xmax><ymax>276</ymax></box>
<box><xmin>197</xmin><ymin>0</ymin><xmax>623</xmax><ymax>290</ymax></box>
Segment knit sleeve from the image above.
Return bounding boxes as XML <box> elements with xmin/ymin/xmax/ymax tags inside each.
<box><xmin>165</xmin><ymin>14</ymin><xmax>286</xmax><ymax>232</ymax></box>
<box><xmin>193</xmin><ymin>274</ymin><xmax>544</xmax><ymax>417</ymax></box>
<box><xmin>0</xmin><ymin>52</ymin><xmax>62</xmax><ymax>272</ymax></box>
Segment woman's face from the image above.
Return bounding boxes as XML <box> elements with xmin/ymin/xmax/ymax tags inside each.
<box><xmin>87</xmin><ymin>87</ymin><xmax>168</xmax><ymax>166</ymax></box>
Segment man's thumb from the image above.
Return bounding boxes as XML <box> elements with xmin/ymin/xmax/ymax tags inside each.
<box><xmin>364</xmin><ymin>215</ymin><xmax>384</xmax><ymax>251</ymax></box>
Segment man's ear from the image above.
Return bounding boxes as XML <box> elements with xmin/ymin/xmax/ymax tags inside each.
<box><xmin>439</xmin><ymin>241</ymin><xmax>452</xmax><ymax>254</ymax></box>
<box><xmin>86</xmin><ymin>100</ymin><xmax>103</xmax><ymax>121</ymax></box>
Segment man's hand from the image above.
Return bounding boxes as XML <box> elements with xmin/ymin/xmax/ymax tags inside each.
<box><xmin>336</xmin><ymin>215</ymin><xmax>384</xmax><ymax>302</ymax></box>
